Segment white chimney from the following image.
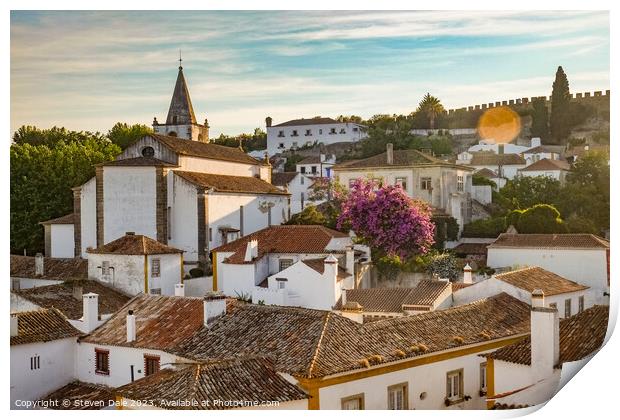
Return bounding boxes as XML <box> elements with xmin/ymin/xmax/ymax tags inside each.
<box><xmin>10</xmin><ymin>314</ymin><xmax>18</xmax><ymax>337</ymax></box>
<box><xmin>244</xmin><ymin>240</ymin><xmax>258</xmax><ymax>262</ymax></box>
<box><xmin>463</xmin><ymin>264</ymin><xmax>473</xmax><ymax>284</ymax></box>
<box><xmin>341</xmin><ymin>288</ymin><xmax>348</xmax><ymax>306</ymax></box>
<box><xmin>126</xmin><ymin>310</ymin><xmax>136</xmax><ymax>342</ymax></box>
<box><xmin>35</xmin><ymin>253</ymin><xmax>44</xmax><ymax>276</ymax></box>
<box><xmin>324</xmin><ymin>254</ymin><xmax>339</xmax><ymax>283</ymax></box>
<box><xmin>83</xmin><ymin>292</ymin><xmax>99</xmax><ymax>333</ymax></box>
<box><xmin>73</xmin><ymin>285</ymin><xmax>83</xmax><ymax>301</ymax></box>
<box><xmin>320</xmin><ymin>153</ymin><xmax>326</xmax><ymax>163</ymax></box>
<box><xmin>530</xmin><ymin>290</ymin><xmax>560</xmax><ymax>382</ymax></box>
<box><xmin>386</xmin><ymin>143</ymin><xmax>394</xmax><ymax>165</ymax></box>
<box><xmin>531</xmin><ymin>137</ymin><xmax>542</xmax><ymax>147</ymax></box>
<box><xmin>345</xmin><ymin>246</ymin><xmax>355</xmax><ymax>275</ymax></box>
<box><xmin>175</xmin><ymin>283</ymin><xmax>185</xmax><ymax>297</ymax></box>
<box><xmin>204</xmin><ymin>292</ymin><xmax>227</xmax><ymax>327</ymax></box>
<box><xmin>252</xmin><ymin>240</ymin><xmax>259</xmax><ymax>259</ymax></box>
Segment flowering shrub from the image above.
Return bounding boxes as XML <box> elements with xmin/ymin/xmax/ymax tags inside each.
<box><xmin>337</xmin><ymin>179</ymin><xmax>435</xmax><ymax>260</ymax></box>
<box><xmin>426</xmin><ymin>252</ymin><xmax>460</xmax><ymax>280</ymax></box>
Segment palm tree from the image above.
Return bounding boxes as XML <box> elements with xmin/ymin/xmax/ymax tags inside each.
<box><xmin>416</xmin><ymin>93</ymin><xmax>445</xmax><ymax>130</ymax></box>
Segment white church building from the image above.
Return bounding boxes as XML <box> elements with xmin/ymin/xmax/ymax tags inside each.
<box><xmin>46</xmin><ymin>64</ymin><xmax>291</xmax><ymax>270</ymax></box>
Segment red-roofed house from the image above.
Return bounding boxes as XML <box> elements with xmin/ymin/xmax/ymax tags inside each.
<box><xmin>517</xmin><ymin>158</ymin><xmax>571</xmax><ymax>183</ymax></box>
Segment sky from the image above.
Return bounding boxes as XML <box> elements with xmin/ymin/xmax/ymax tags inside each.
<box><xmin>10</xmin><ymin>10</ymin><xmax>610</xmax><ymax>137</ymax></box>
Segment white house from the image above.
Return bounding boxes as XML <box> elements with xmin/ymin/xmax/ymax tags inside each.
<box><xmin>472</xmin><ymin>168</ymin><xmax>506</xmax><ymax>190</ymax></box>
<box><xmin>10</xmin><ymin>254</ymin><xmax>87</xmax><ymax>290</ymax></box>
<box><xmin>467</xmin><ymin>137</ymin><xmax>538</xmax><ymax>155</ymax></box>
<box><xmin>467</xmin><ymin>152</ymin><xmax>527</xmax><ymax>180</ymax></box>
<box><xmin>296</xmin><ymin>154</ymin><xmax>336</xmax><ymax>178</ymax></box>
<box><xmin>115</xmin><ymin>358</ymin><xmax>308</xmax><ymax>410</ymax></box>
<box><xmin>517</xmin><ymin>158</ymin><xmax>571</xmax><ymax>184</ymax></box>
<box><xmin>272</xmin><ymin>172</ymin><xmax>318</xmax><ymax>215</ymax></box>
<box><xmin>40</xmin><ymin>213</ymin><xmax>75</xmax><ymax>258</ymax></box>
<box><xmin>487</xmin><ymin>233</ymin><xmax>610</xmax><ymax>304</ymax></box>
<box><xmin>333</xmin><ymin>144</ymin><xmax>475</xmax><ymax>230</ymax></box>
<box><xmin>266</xmin><ymin>117</ymin><xmax>367</xmax><ymax>155</ymax></box>
<box><xmin>211</xmin><ymin>225</ymin><xmax>369</xmax><ymax>308</ymax></box>
<box><xmin>522</xmin><ymin>145</ymin><xmax>562</xmax><ymax>165</ymax></box>
<box><xmin>452</xmin><ymin>266</ymin><xmax>591</xmax><ymax>318</ymax></box>
<box><xmin>10</xmin><ymin>309</ymin><xmax>81</xmax><ymax>409</ymax></box>
<box><xmin>76</xmin><ymin>293</ymin><xmax>208</xmax><ymax>388</ymax></box>
<box><xmin>176</xmin><ymin>293</ymin><xmax>531</xmax><ymax>410</ymax></box>
<box><xmin>87</xmin><ymin>232</ymin><xmax>184</xmax><ymax>296</ymax></box>
<box><xmin>60</xmin><ymin>65</ymin><xmax>289</xmax><ymax>269</ymax></box>
<box><xmin>485</xmin><ymin>292</ymin><xmax>608</xmax><ymax>409</ymax></box>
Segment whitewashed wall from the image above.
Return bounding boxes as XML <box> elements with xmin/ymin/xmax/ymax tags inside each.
<box><xmin>267</xmin><ymin>122</ymin><xmax>367</xmax><ymax>155</ymax></box>
<box><xmin>178</xmin><ymin>156</ymin><xmax>260</xmax><ymax>178</ymax></box>
<box><xmin>80</xmin><ymin>177</ymin><xmax>97</xmax><ymax>257</ymax></box>
<box><xmin>88</xmin><ymin>254</ymin><xmax>145</xmax><ymax>296</ymax></box>
<box><xmin>487</xmin><ymin>248</ymin><xmax>609</xmax><ymax>301</ymax></box>
<box><xmin>471</xmin><ymin>185</ymin><xmax>492</xmax><ymax>205</ymax></box>
<box><xmin>50</xmin><ymin>224</ymin><xmax>75</xmax><ymax>258</ymax></box>
<box><xmin>10</xmin><ymin>293</ymin><xmax>41</xmax><ymax>312</ymax></box>
<box><xmin>11</xmin><ymin>338</ymin><xmax>76</xmax><ymax>409</ymax></box>
<box><xmin>10</xmin><ymin>277</ymin><xmax>63</xmax><ymax>290</ymax></box>
<box><xmin>147</xmin><ymin>254</ymin><xmax>183</xmax><ymax>296</ymax></box>
<box><xmin>470</xmin><ymin>164</ymin><xmax>525</xmax><ymax>180</ymax></box>
<box><xmin>493</xmin><ymin>360</ymin><xmax>561</xmax><ymax>407</ymax></box>
<box><xmin>103</xmin><ymin>166</ymin><xmax>157</xmax><ymax>243</ymax></box>
<box><xmin>169</xmin><ymin>174</ymin><xmax>198</xmax><ymax>261</ymax></box>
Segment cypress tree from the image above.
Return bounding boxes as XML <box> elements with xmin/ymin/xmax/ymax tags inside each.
<box><xmin>530</xmin><ymin>97</ymin><xmax>550</xmax><ymax>141</ymax></box>
<box><xmin>550</xmin><ymin>66</ymin><xmax>571</xmax><ymax>143</ymax></box>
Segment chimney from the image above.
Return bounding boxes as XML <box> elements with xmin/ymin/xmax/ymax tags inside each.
<box><xmin>83</xmin><ymin>293</ymin><xmax>99</xmax><ymax>332</ymax></box>
<box><xmin>531</xmin><ymin>137</ymin><xmax>541</xmax><ymax>147</ymax></box>
<box><xmin>10</xmin><ymin>314</ymin><xmax>18</xmax><ymax>337</ymax></box>
<box><xmin>203</xmin><ymin>292</ymin><xmax>227</xmax><ymax>327</ymax></box>
<box><xmin>126</xmin><ymin>231</ymin><xmax>135</xmax><ymax>236</ymax></box>
<box><xmin>324</xmin><ymin>254</ymin><xmax>339</xmax><ymax>283</ymax></box>
<box><xmin>244</xmin><ymin>239</ymin><xmax>258</xmax><ymax>262</ymax></box>
<box><xmin>73</xmin><ymin>285</ymin><xmax>83</xmax><ymax>301</ymax></box>
<box><xmin>126</xmin><ymin>310</ymin><xmax>136</xmax><ymax>342</ymax></box>
<box><xmin>341</xmin><ymin>288</ymin><xmax>347</xmax><ymax>306</ymax></box>
<box><xmin>252</xmin><ymin>240</ymin><xmax>259</xmax><ymax>258</ymax></box>
<box><xmin>339</xmin><ymin>301</ymin><xmax>363</xmax><ymax>324</ymax></box>
<box><xmin>345</xmin><ymin>246</ymin><xmax>355</xmax><ymax>275</ymax></box>
<box><xmin>320</xmin><ymin>153</ymin><xmax>326</xmax><ymax>163</ymax></box>
<box><xmin>265</xmin><ymin>116</ymin><xmax>272</xmax><ymax>128</ymax></box>
<box><xmin>35</xmin><ymin>253</ymin><xmax>44</xmax><ymax>276</ymax></box>
<box><xmin>463</xmin><ymin>264</ymin><xmax>473</xmax><ymax>284</ymax></box>
<box><xmin>175</xmin><ymin>283</ymin><xmax>185</xmax><ymax>297</ymax></box>
<box><xmin>386</xmin><ymin>143</ymin><xmax>394</xmax><ymax>165</ymax></box>
<box><xmin>530</xmin><ymin>290</ymin><xmax>560</xmax><ymax>382</ymax></box>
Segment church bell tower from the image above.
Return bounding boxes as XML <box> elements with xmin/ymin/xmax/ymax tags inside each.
<box><xmin>152</xmin><ymin>55</ymin><xmax>209</xmax><ymax>142</ymax></box>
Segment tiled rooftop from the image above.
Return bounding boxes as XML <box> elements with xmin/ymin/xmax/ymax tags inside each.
<box><xmin>494</xmin><ymin>266</ymin><xmax>589</xmax><ymax>296</ymax></box>
<box><xmin>488</xmin><ymin>233</ymin><xmax>610</xmax><ymax>249</ymax></box>
<box><xmin>486</xmin><ymin>305</ymin><xmax>608</xmax><ymax>366</ymax></box>
<box><xmin>271</xmin><ymin>172</ymin><xmax>298</xmax><ymax>186</ymax></box>
<box><xmin>11</xmin><ymin>308</ymin><xmax>81</xmax><ymax>346</ymax></box>
<box><xmin>147</xmin><ymin>134</ymin><xmax>261</xmax><ymax>165</ymax></box>
<box><xmin>469</xmin><ymin>152</ymin><xmax>526</xmax><ymax>166</ymax></box>
<box><xmin>87</xmin><ymin>233</ymin><xmax>183</xmax><ymax>255</ymax></box>
<box><xmin>174</xmin><ymin>170</ymin><xmax>288</xmax><ymax>195</ymax></box>
<box><xmin>97</xmin><ymin>156</ymin><xmax>178</xmax><ymax>167</ymax></box>
<box><xmin>40</xmin><ymin>213</ymin><xmax>75</xmax><ymax>225</ymax></box>
<box><xmin>116</xmin><ymin>358</ymin><xmax>308</xmax><ymax>409</ymax></box>
<box><xmin>519</xmin><ymin>158</ymin><xmax>570</xmax><ymax>172</ymax></box>
<box><xmin>273</xmin><ymin>117</ymin><xmax>340</xmax><ymax>127</ymax></box>
<box><xmin>10</xmin><ymin>255</ymin><xmax>87</xmax><ymax>280</ymax></box>
<box><xmin>41</xmin><ymin>381</ymin><xmax>115</xmax><ymax>410</ymax></box>
<box><xmin>301</xmin><ymin>258</ymin><xmax>349</xmax><ymax>280</ymax></box>
<box><xmin>212</xmin><ymin>225</ymin><xmax>349</xmax><ymax>264</ymax></box>
<box><xmin>334</xmin><ymin>149</ymin><xmax>455</xmax><ymax>169</ymax></box>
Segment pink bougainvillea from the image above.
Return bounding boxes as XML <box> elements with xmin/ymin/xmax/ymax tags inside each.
<box><xmin>337</xmin><ymin>178</ymin><xmax>435</xmax><ymax>260</ymax></box>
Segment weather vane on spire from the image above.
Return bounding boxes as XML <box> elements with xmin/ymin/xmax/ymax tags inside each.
<box><xmin>179</xmin><ymin>49</ymin><xmax>183</xmax><ymax>69</ymax></box>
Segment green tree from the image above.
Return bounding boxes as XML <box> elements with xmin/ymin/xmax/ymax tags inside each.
<box><xmin>530</xmin><ymin>97</ymin><xmax>550</xmax><ymax>141</ymax></box>
<box><xmin>514</xmin><ymin>204</ymin><xmax>565</xmax><ymax>234</ymax></box>
<box><xmin>496</xmin><ymin>176</ymin><xmax>562</xmax><ymax>210</ymax></box>
<box><xmin>285</xmin><ymin>206</ymin><xmax>326</xmax><ymax>226</ymax></box>
<box><xmin>106</xmin><ymin>122</ymin><xmax>153</xmax><ymax>149</ymax></box>
<box><xmin>11</xmin><ymin>127</ymin><xmax>121</xmax><ymax>254</ymax></box>
<box><xmin>550</xmin><ymin>66</ymin><xmax>571</xmax><ymax>143</ymax></box>
<box><xmin>415</xmin><ymin>93</ymin><xmax>445</xmax><ymax>130</ymax></box>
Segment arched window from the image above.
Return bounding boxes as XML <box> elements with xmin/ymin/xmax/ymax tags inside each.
<box><xmin>141</xmin><ymin>146</ymin><xmax>155</xmax><ymax>158</ymax></box>
<box><xmin>167</xmin><ymin>131</ymin><xmax>177</xmax><ymax>137</ymax></box>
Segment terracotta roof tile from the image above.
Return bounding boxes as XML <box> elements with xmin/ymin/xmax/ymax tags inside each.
<box><xmin>470</xmin><ymin>152</ymin><xmax>526</xmax><ymax>166</ymax></box>
<box><xmin>519</xmin><ymin>158</ymin><xmax>570</xmax><ymax>172</ymax></box>
<box><xmin>176</xmin><ymin>293</ymin><xmax>530</xmax><ymax>378</ymax></box>
<box><xmin>116</xmin><ymin>358</ymin><xmax>308</xmax><ymax>409</ymax></box>
<box><xmin>10</xmin><ymin>255</ymin><xmax>87</xmax><ymax>280</ymax></box>
<box><xmin>524</xmin><ymin>145</ymin><xmax>564</xmax><ymax>154</ymax></box>
<box><xmin>474</xmin><ymin>168</ymin><xmax>498</xmax><ymax>178</ymax></box>
<box><xmin>452</xmin><ymin>242</ymin><xmax>489</xmax><ymax>255</ymax></box>
<box><xmin>489</xmin><ymin>233</ymin><xmax>610</xmax><ymax>249</ymax></box>
<box><xmin>40</xmin><ymin>213</ymin><xmax>75</xmax><ymax>225</ymax></box>
<box><xmin>494</xmin><ymin>267</ymin><xmax>588</xmax><ymax>296</ymax></box>
<box><xmin>273</xmin><ymin>117</ymin><xmax>340</xmax><ymax>127</ymax></box>
<box><xmin>271</xmin><ymin>172</ymin><xmax>298</xmax><ymax>186</ymax></box>
<box><xmin>404</xmin><ymin>280</ymin><xmax>451</xmax><ymax>306</ymax></box>
<box><xmin>334</xmin><ymin>149</ymin><xmax>457</xmax><ymax>169</ymax></box>
<box><xmin>11</xmin><ymin>308</ymin><xmax>80</xmax><ymax>346</ymax></box>
<box><xmin>301</xmin><ymin>258</ymin><xmax>349</xmax><ymax>280</ymax></box>
<box><xmin>486</xmin><ymin>305</ymin><xmax>608</xmax><ymax>366</ymax></box>
<box><xmin>80</xmin><ymin>294</ymin><xmax>205</xmax><ymax>351</ymax></box>
<box><xmin>88</xmin><ymin>233</ymin><xmax>183</xmax><ymax>255</ymax></box>
<box><xmin>148</xmin><ymin>134</ymin><xmax>261</xmax><ymax>165</ymax></box>
<box><xmin>212</xmin><ymin>225</ymin><xmax>349</xmax><ymax>264</ymax></box>
<box><xmin>15</xmin><ymin>279</ymin><xmax>131</xmax><ymax>319</ymax></box>
<box><xmin>174</xmin><ymin>170</ymin><xmax>288</xmax><ymax>195</ymax></box>
<box><xmin>97</xmin><ymin>156</ymin><xmax>178</xmax><ymax>167</ymax></box>
<box><xmin>451</xmin><ymin>282</ymin><xmax>473</xmax><ymax>291</ymax></box>
<box><xmin>41</xmin><ymin>381</ymin><xmax>115</xmax><ymax>410</ymax></box>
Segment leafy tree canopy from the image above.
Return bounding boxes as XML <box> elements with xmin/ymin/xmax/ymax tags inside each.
<box><xmin>106</xmin><ymin>122</ymin><xmax>153</xmax><ymax>149</ymax></box>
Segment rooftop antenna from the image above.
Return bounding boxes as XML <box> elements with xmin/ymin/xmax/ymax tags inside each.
<box><xmin>179</xmin><ymin>49</ymin><xmax>183</xmax><ymax>69</ymax></box>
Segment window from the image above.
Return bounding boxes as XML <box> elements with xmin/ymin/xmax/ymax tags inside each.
<box><xmin>144</xmin><ymin>355</ymin><xmax>160</xmax><ymax>376</ymax></box>
<box><xmin>421</xmin><ymin>177</ymin><xmax>432</xmax><ymax>191</ymax></box>
<box><xmin>209</xmin><ymin>227</ymin><xmax>212</xmax><ymax>242</ymax></box>
<box><xmin>446</xmin><ymin>369</ymin><xmax>463</xmax><ymax>402</ymax></box>
<box><xmin>277</xmin><ymin>278</ymin><xmax>287</xmax><ymax>289</ymax></box>
<box><xmin>151</xmin><ymin>258</ymin><xmax>161</xmax><ymax>278</ymax></box>
<box><xmin>311</xmin><ymin>166</ymin><xmax>317</xmax><ymax>174</ymax></box>
<box><xmin>278</xmin><ymin>142</ymin><xmax>285</xmax><ymax>148</ymax></box>
<box><xmin>339</xmin><ymin>128</ymin><xmax>346</xmax><ymax>134</ymax></box>
<box><xmin>292</xmin><ymin>141</ymin><xmax>298</xmax><ymax>148</ymax></box>
<box><xmin>305</xmin><ymin>129</ymin><xmax>312</xmax><ymax>136</ymax></box>
<box><xmin>292</xmin><ymin>130</ymin><xmax>299</xmax><ymax>137</ymax></box>
<box><xmin>278</xmin><ymin>131</ymin><xmax>284</xmax><ymax>137</ymax></box>
<box><xmin>457</xmin><ymin>175</ymin><xmax>464</xmax><ymax>192</ymax></box>
<box><xmin>395</xmin><ymin>177</ymin><xmax>408</xmax><ymax>191</ymax></box>
<box><xmin>549</xmin><ymin>302</ymin><xmax>557</xmax><ymax>309</ymax></box>
<box><xmin>387</xmin><ymin>383</ymin><xmax>408</xmax><ymax>410</ymax></box>
<box><xmin>30</xmin><ymin>355</ymin><xmax>40</xmax><ymax>370</ymax></box>
<box><xmin>341</xmin><ymin>394</ymin><xmax>364</xmax><ymax>410</ymax></box>
<box><xmin>480</xmin><ymin>363</ymin><xmax>487</xmax><ymax>393</ymax></box>
<box><xmin>319</xmin><ymin>129</ymin><xmax>323</xmax><ymax>135</ymax></box>
<box><xmin>565</xmin><ymin>298</ymin><xmax>572</xmax><ymax>317</ymax></box>
<box><xmin>150</xmin><ymin>288</ymin><xmax>161</xmax><ymax>295</ymax></box>
<box><xmin>353</xmin><ymin>127</ymin><xmax>358</xmax><ymax>132</ymax></box>
<box><xmin>579</xmin><ymin>296</ymin><xmax>585</xmax><ymax>313</ymax></box>
<box><xmin>141</xmin><ymin>146</ymin><xmax>155</xmax><ymax>158</ymax></box>
<box><xmin>300</xmin><ymin>167</ymin><xmax>306</xmax><ymax>174</ymax></box>
<box><xmin>279</xmin><ymin>259</ymin><xmax>294</xmax><ymax>271</ymax></box>
<box><xmin>300</xmin><ymin>176</ymin><xmax>304</xmax><ymax>185</ymax></box>
<box><xmin>330</xmin><ymin>128</ymin><xmax>337</xmax><ymax>134</ymax></box>
<box><xmin>95</xmin><ymin>349</ymin><xmax>110</xmax><ymax>375</ymax></box>
<box><xmin>102</xmin><ymin>261</ymin><xmax>111</xmax><ymax>276</ymax></box>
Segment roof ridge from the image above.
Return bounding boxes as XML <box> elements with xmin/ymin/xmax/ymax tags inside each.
<box><xmin>307</xmin><ymin>312</ymin><xmax>332</xmax><ymax>378</ymax></box>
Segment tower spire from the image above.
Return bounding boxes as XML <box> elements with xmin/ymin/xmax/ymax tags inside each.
<box><xmin>165</xmin><ymin>60</ymin><xmax>196</xmax><ymax>125</ymax></box>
